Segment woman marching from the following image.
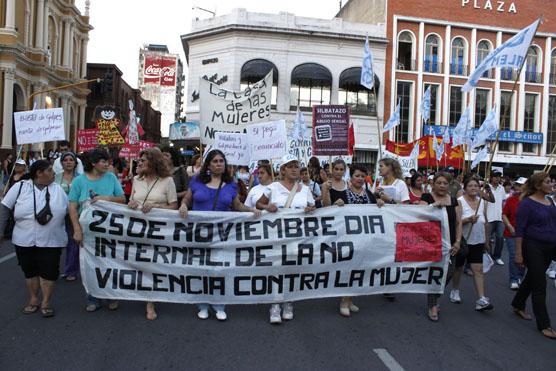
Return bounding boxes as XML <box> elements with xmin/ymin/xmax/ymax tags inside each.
<box><xmin>256</xmin><ymin>154</ymin><xmax>316</xmax><ymax>324</ymax></box>
<box><xmin>408</xmin><ymin>172</ymin><xmax>425</xmax><ymax>204</ymax></box>
<box><xmin>244</xmin><ymin>163</ymin><xmax>273</xmax><ymax>208</ymax></box>
<box><xmin>375</xmin><ymin>158</ymin><xmax>410</xmax><ymax>205</ymax></box>
<box><xmin>511</xmin><ymin>172</ymin><xmax>556</xmax><ymax>339</ymax></box>
<box><xmin>420</xmin><ymin>172</ymin><xmax>462</xmax><ymax>322</ymax></box>
<box><xmin>128</xmin><ymin>148</ymin><xmax>178</xmax><ymax>320</ymax></box>
<box><xmin>179</xmin><ymin>149</ymin><xmax>260</xmax><ymax>321</ymax></box>
<box><xmin>321</xmin><ymin>159</ymin><xmax>348</xmax><ymax>207</ymax></box>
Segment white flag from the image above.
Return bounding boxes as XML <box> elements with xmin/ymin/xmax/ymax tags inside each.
<box><xmin>383</xmin><ymin>101</ymin><xmax>401</xmax><ymax>132</ymax></box>
<box><xmin>360</xmin><ymin>36</ymin><xmax>374</xmax><ymax>90</ymax></box>
<box><xmin>441</xmin><ymin>125</ymin><xmax>451</xmax><ymax>146</ymax></box>
<box><xmin>291</xmin><ymin>109</ymin><xmax>307</xmax><ymax>140</ymax></box>
<box><xmin>471</xmin><ymin>146</ymin><xmax>489</xmax><ymax>170</ymax></box>
<box><xmin>410</xmin><ymin>141</ymin><xmax>420</xmax><ymax>159</ymax></box>
<box><xmin>420</xmin><ymin>86</ymin><xmax>432</xmax><ymax>123</ymax></box>
<box><xmin>472</xmin><ymin>105</ymin><xmax>498</xmax><ymax>150</ymax></box>
<box><xmin>452</xmin><ymin>106</ymin><xmax>472</xmax><ymax>147</ymax></box>
<box><xmin>433</xmin><ymin>131</ymin><xmax>444</xmax><ymax>161</ymax></box>
<box><xmin>462</xmin><ymin>19</ymin><xmax>540</xmax><ymax>92</ymax></box>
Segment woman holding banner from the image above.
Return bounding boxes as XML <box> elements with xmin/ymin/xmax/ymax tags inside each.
<box><xmin>321</xmin><ymin>159</ymin><xmax>348</xmax><ymax>207</ymax></box>
<box><xmin>244</xmin><ymin>163</ymin><xmax>272</xmax><ymax>208</ymax></box>
<box><xmin>375</xmin><ymin>158</ymin><xmax>410</xmax><ymax>205</ymax></box>
<box><xmin>128</xmin><ymin>148</ymin><xmax>178</xmax><ymax>321</ymax></box>
<box><xmin>420</xmin><ymin>172</ymin><xmax>462</xmax><ymax>322</ymax></box>
<box><xmin>179</xmin><ymin>149</ymin><xmax>260</xmax><ymax>321</ymax></box>
<box><xmin>256</xmin><ymin>154</ymin><xmax>316</xmax><ymax>324</ymax></box>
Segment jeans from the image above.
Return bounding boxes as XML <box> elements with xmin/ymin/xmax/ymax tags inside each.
<box><xmin>506</xmin><ymin>237</ymin><xmax>525</xmax><ymax>284</ymax></box>
<box><xmin>198</xmin><ymin>304</ymin><xmax>225</xmax><ymax>312</ymax></box>
<box><xmin>511</xmin><ymin>239</ymin><xmax>556</xmax><ymax>330</ymax></box>
<box><xmin>489</xmin><ymin>221</ymin><xmax>505</xmax><ymax>259</ymax></box>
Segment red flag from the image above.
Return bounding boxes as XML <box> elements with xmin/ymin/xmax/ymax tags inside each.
<box><xmin>385</xmin><ymin>136</ymin><xmax>464</xmax><ymax>169</ymax></box>
<box><xmin>348</xmin><ymin>121</ymin><xmax>355</xmax><ymax>156</ymax></box>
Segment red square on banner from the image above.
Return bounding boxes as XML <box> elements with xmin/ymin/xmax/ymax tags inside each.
<box><xmin>395</xmin><ymin>222</ymin><xmax>442</xmax><ymax>262</ymax></box>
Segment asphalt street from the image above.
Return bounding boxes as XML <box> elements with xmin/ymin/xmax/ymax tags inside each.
<box><xmin>1</xmin><ymin>240</ymin><xmax>555</xmax><ymax>371</ymax></box>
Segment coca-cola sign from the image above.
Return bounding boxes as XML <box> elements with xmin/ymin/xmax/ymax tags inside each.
<box><xmin>143</xmin><ymin>55</ymin><xmax>161</xmax><ymax>84</ymax></box>
<box><xmin>161</xmin><ymin>56</ymin><xmax>177</xmax><ymax>87</ymax></box>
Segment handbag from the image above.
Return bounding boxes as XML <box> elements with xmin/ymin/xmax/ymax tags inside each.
<box><xmin>33</xmin><ymin>184</ymin><xmax>53</xmax><ymax>225</ymax></box>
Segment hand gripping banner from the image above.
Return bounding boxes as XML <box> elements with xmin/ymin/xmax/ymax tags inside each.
<box><xmin>80</xmin><ymin>201</ymin><xmax>451</xmax><ymax>304</ymax></box>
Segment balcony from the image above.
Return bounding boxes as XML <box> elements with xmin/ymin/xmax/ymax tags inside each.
<box><xmin>525</xmin><ymin>71</ymin><xmax>543</xmax><ymax>83</ymax></box>
<box><xmin>550</xmin><ymin>73</ymin><xmax>556</xmax><ymax>85</ymax></box>
<box><xmin>480</xmin><ymin>69</ymin><xmax>494</xmax><ymax>79</ymax></box>
<box><xmin>396</xmin><ymin>59</ymin><xmax>416</xmax><ymax>71</ymax></box>
<box><xmin>423</xmin><ymin>60</ymin><xmax>442</xmax><ymax>74</ymax></box>
<box><xmin>450</xmin><ymin>63</ymin><xmax>468</xmax><ymax>76</ymax></box>
<box><xmin>501</xmin><ymin>68</ymin><xmax>517</xmax><ymax>81</ymax></box>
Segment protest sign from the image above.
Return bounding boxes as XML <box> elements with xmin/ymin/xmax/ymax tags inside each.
<box><xmin>199</xmin><ymin>72</ymin><xmax>272</xmax><ymax>145</ymax></box>
<box><xmin>312</xmin><ymin>105</ymin><xmax>349</xmax><ymax>156</ymax></box>
<box><xmin>13</xmin><ymin>108</ymin><xmax>65</xmax><ymax>145</ymax></box>
<box><xmin>77</xmin><ymin>129</ymin><xmax>99</xmax><ymax>153</ymax></box>
<box><xmin>80</xmin><ymin>201</ymin><xmax>450</xmax><ymax>304</ymax></box>
<box><xmin>247</xmin><ymin>120</ymin><xmax>287</xmax><ymax>161</ymax></box>
<box><xmin>118</xmin><ymin>140</ymin><xmax>156</xmax><ymax>160</ymax></box>
<box><xmin>382</xmin><ymin>150</ymin><xmax>418</xmax><ymax>175</ymax></box>
<box><xmin>211</xmin><ymin>132</ymin><xmax>249</xmax><ymax>166</ymax></box>
<box><xmin>169</xmin><ymin>122</ymin><xmax>200</xmax><ymax>140</ymax></box>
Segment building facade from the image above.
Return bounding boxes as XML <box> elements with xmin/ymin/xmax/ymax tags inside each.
<box><xmin>137</xmin><ymin>44</ymin><xmax>184</xmax><ymax>138</ymax></box>
<box><xmin>85</xmin><ymin>63</ymin><xmax>162</xmax><ymax>144</ymax></box>
<box><xmin>0</xmin><ymin>0</ymin><xmax>92</xmax><ymax>152</ymax></box>
<box><xmin>338</xmin><ymin>0</ymin><xmax>556</xmax><ymax>173</ymax></box>
<box><xmin>181</xmin><ymin>8</ymin><xmax>387</xmax><ymax>164</ymax></box>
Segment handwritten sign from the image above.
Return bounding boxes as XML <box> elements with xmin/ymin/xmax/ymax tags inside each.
<box><xmin>77</xmin><ymin>129</ymin><xmax>99</xmax><ymax>153</ymax></box>
<box><xmin>211</xmin><ymin>132</ymin><xmax>249</xmax><ymax>166</ymax></box>
<box><xmin>382</xmin><ymin>149</ymin><xmax>418</xmax><ymax>175</ymax></box>
<box><xmin>247</xmin><ymin>120</ymin><xmax>287</xmax><ymax>161</ymax></box>
<box><xmin>395</xmin><ymin>222</ymin><xmax>442</xmax><ymax>262</ymax></box>
<box><xmin>118</xmin><ymin>140</ymin><xmax>156</xmax><ymax>160</ymax></box>
<box><xmin>14</xmin><ymin>108</ymin><xmax>65</xmax><ymax>145</ymax></box>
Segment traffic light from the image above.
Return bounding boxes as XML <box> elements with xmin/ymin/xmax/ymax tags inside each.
<box><xmin>103</xmin><ymin>70</ymin><xmax>113</xmax><ymax>93</ymax></box>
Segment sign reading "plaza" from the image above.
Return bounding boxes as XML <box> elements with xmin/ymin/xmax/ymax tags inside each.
<box><xmin>461</xmin><ymin>0</ymin><xmax>517</xmax><ymax>13</ymax></box>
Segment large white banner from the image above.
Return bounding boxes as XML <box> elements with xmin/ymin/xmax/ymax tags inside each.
<box><xmin>80</xmin><ymin>201</ymin><xmax>450</xmax><ymax>304</ymax></box>
<box><xmin>199</xmin><ymin>72</ymin><xmax>273</xmax><ymax>146</ymax></box>
<box><xmin>382</xmin><ymin>150</ymin><xmax>418</xmax><ymax>175</ymax></box>
<box><xmin>14</xmin><ymin>108</ymin><xmax>66</xmax><ymax>144</ymax></box>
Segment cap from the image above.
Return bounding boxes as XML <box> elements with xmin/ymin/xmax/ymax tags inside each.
<box><xmin>492</xmin><ymin>170</ymin><xmax>503</xmax><ymax>177</ymax></box>
<box><xmin>515</xmin><ymin>177</ymin><xmax>527</xmax><ymax>185</ymax></box>
<box><xmin>428</xmin><ymin>175</ymin><xmax>434</xmax><ymax>180</ymax></box>
<box><xmin>403</xmin><ymin>172</ymin><xmax>412</xmax><ymax>178</ymax></box>
<box><xmin>15</xmin><ymin>159</ymin><xmax>26</xmax><ymax>165</ymax></box>
<box><xmin>280</xmin><ymin>154</ymin><xmax>299</xmax><ymax>167</ymax></box>
<box><xmin>446</xmin><ymin>166</ymin><xmax>455</xmax><ymax>172</ymax></box>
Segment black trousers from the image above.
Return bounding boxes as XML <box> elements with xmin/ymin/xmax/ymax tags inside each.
<box><xmin>511</xmin><ymin>239</ymin><xmax>556</xmax><ymax>331</ymax></box>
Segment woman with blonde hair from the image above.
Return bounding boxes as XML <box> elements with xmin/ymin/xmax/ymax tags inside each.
<box><xmin>375</xmin><ymin>158</ymin><xmax>409</xmax><ymax>205</ymax></box>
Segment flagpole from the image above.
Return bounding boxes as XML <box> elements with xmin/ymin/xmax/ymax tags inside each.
<box><xmin>371</xmin><ymin>84</ymin><xmax>382</xmax><ymax>191</ymax></box>
<box><xmin>543</xmin><ymin>143</ymin><xmax>556</xmax><ymax>172</ymax></box>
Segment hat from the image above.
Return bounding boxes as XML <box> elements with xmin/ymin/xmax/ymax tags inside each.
<box><xmin>515</xmin><ymin>177</ymin><xmax>527</xmax><ymax>185</ymax></box>
<box><xmin>446</xmin><ymin>166</ymin><xmax>455</xmax><ymax>172</ymax></box>
<box><xmin>280</xmin><ymin>154</ymin><xmax>299</xmax><ymax>167</ymax></box>
<box><xmin>403</xmin><ymin>172</ymin><xmax>412</xmax><ymax>178</ymax></box>
<box><xmin>15</xmin><ymin>159</ymin><xmax>26</xmax><ymax>166</ymax></box>
<box><xmin>60</xmin><ymin>151</ymin><xmax>77</xmax><ymax>161</ymax></box>
<box><xmin>428</xmin><ymin>175</ymin><xmax>434</xmax><ymax>180</ymax></box>
<box><xmin>492</xmin><ymin>170</ymin><xmax>503</xmax><ymax>177</ymax></box>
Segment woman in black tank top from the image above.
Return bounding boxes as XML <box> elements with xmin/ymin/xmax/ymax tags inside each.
<box><xmin>321</xmin><ymin>159</ymin><xmax>348</xmax><ymax>206</ymax></box>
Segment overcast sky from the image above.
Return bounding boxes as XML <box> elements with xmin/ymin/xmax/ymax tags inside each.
<box><xmin>76</xmin><ymin>0</ymin><xmax>341</xmax><ymax>88</ymax></box>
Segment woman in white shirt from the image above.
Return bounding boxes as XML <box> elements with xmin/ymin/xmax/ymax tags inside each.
<box><xmin>257</xmin><ymin>154</ymin><xmax>315</xmax><ymax>324</ymax></box>
<box><xmin>453</xmin><ymin>176</ymin><xmax>495</xmax><ymax>312</ymax></box>
<box><xmin>0</xmin><ymin>160</ymin><xmax>68</xmax><ymax>318</ymax></box>
<box><xmin>244</xmin><ymin>163</ymin><xmax>272</xmax><ymax>208</ymax></box>
<box><xmin>375</xmin><ymin>158</ymin><xmax>410</xmax><ymax>205</ymax></box>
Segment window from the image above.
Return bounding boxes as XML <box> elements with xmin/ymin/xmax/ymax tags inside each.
<box><xmin>338</xmin><ymin>67</ymin><xmax>378</xmax><ymax>116</ymax></box>
<box><xmin>290</xmin><ymin>63</ymin><xmax>332</xmax><ymax>111</ymax></box>
<box><xmin>548</xmin><ymin>96</ymin><xmax>556</xmax><ymax>153</ymax></box>
<box><xmin>47</xmin><ymin>16</ymin><xmax>57</xmax><ymax>65</ymax></box>
<box><xmin>395</xmin><ymin>81</ymin><xmax>412</xmax><ymax>143</ymax></box>
<box><xmin>397</xmin><ymin>31</ymin><xmax>414</xmax><ymax>71</ymax></box>
<box><xmin>240</xmin><ymin>59</ymin><xmax>278</xmax><ymax>108</ymax></box>
<box><xmin>449</xmin><ymin>86</ymin><xmax>463</xmax><ymax>125</ymax></box>
<box><xmin>477</xmin><ymin>40</ymin><xmax>492</xmax><ymax>78</ymax></box>
<box><xmin>551</xmin><ymin>49</ymin><xmax>556</xmax><ymax>85</ymax></box>
<box><xmin>424</xmin><ymin>35</ymin><xmax>441</xmax><ymax>73</ymax></box>
<box><xmin>450</xmin><ymin>37</ymin><xmax>466</xmax><ymax>76</ymax></box>
<box><xmin>424</xmin><ymin>84</ymin><xmax>440</xmax><ymax>124</ymax></box>
<box><xmin>474</xmin><ymin>89</ymin><xmax>489</xmax><ymax>128</ymax></box>
<box><xmin>525</xmin><ymin>46</ymin><xmax>540</xmax><ymax>83</ymax></box>
<box><xmin>523</xmin><ymin>94</ymin><xmax>538</xmax><ymax>153</ymax></box>
<box><xmin>498</xmin><ymin>91</ymin><xmax>514</xmax><ymax>152</ymax></box>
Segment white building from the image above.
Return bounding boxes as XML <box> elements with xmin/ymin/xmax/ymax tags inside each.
<box><xmin>181</xmin><ymin>9</ymin><xmax>387</xmax><ymax>164</ymax></box>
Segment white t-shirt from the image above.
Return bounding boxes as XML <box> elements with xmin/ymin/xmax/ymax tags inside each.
<box><xmin>379</xmin><ymin>178</ymin><xmax>410</xmax><ymax>203</ymax></box>
<box><xmin>459</xmin><ymin>195</ymin><xmax>486</xmax><ymax>245</ymax></box>
<box><xmin>2</xmin><ymin>180</ymin><xmax>69</xmax><ymax>247</ymax></box>
<box><xmin>485</xmin><ymin>184</ymin><xmax>505</xmax><ymax>222</ymax></box>
<box><xmin>244</xmin><ymin>184</ymin><xmax>267</xmax><ymax>208</ymax></box>
<box><xmin>263</xmin><ymin>182</ymin><xmax>315</xmax><ymax>209</ymax></box>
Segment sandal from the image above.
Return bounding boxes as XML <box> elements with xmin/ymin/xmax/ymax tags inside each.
<box><xmin>512</xmin><ymin>308</ymin><xmax>532</xmax><ymax>321</ymax></box>
<box><xmin>541</xmin><ymin>328</ymin><xmax>556</xmax><ymax>339</ymax></box>
<box><xmin>428</xmin><ymin>307</ymin><xmax>439</xmax><ymax>322</ymax></box>
<box><xmin>146</xmin><ymin>303</ymin><xmax>157</xmax><ymax>321</ymax></box>
<box><xmin>22</xmin><ymin>304</ymin><xmax>39</xmax><ymax>314</ymax></box>
<box><xmin>41</xmin><ymin>307</ymin><xmax>55</xmax><ymax>318</ymax></box>
<box><xmin>107</xmin><ymin>301</ymin><xmax>119</xmax><ymax>311</ymax></box>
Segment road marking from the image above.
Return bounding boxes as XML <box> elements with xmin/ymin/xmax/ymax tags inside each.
<box><xmin>373</xmin><ymin>348</ymin><xmax>405</xmax><ymax>371</ymax></box>
<box><xmin>0</xmin><ymin>252</ymin><xmax>16</xmax><ymax>264</ymax></box>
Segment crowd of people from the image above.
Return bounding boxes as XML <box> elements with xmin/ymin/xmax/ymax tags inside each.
<box><xmin>1</xmin><ymin>142</ymin><xmax>555</xmax><ymax>339</ymax></box>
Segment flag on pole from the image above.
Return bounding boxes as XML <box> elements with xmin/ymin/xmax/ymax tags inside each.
<box><xmin>462</xmin><ymin>18</ymin><xmax>540</xmax><ymax>92</ymax></box>
<box><xmin>471</xmin><ymin>105</ymin><xmax>498</xmax><ymax>149</ymax></box>
<box><xmin>291</xmin><ymin>109</ymin><xmax>307</xmax><ymax>140</ymax></box>
<box><xmin>471</xmin><ymin>145</ymin><xmax>489</xmax><ymax>170</ymax></box>
<box><xmin>348</xmin><ymin>121</ymin><xmax>355</xmax><ymax>156</ymax></box>
<box><xmin>420</xmin><ymin>86</ymin><xmax>432</xmax><ymax>123</ymax></box>
<box><xmin>383</xmin><ymin>100</ymin><xmax>401</xmax><ymax>132</ymax></box>
<box><xmin>360</xmin><ymin>36</ymin><xmax>374</xmax><ymax>90</ymax></box>
<box><xmin>441</xmin><ymin>125</ymin><xmax>451</xmax><ymax>146</ymax></box>
<box><xmin>452</xmin><ymin>106</ymin><xmax>472</xmax><ymax>147</ymax></box>
<box><xmin>409</xmin><ymin>140</ymin><xmax>420</xmax><ymax>159</ymax></box>
<box><xmin>433</xmin><ymin>131</ymin><xmax>444</xmax><ymax>161</ymax></box>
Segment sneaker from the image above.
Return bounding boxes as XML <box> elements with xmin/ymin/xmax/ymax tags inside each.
<box><xmin>547</xmin><ymin>270</ymin><xmax>556</xmax><ymax>279</ymax></box>
<box><xmin>475</xmin><ymin>296</ymin><xmax>494</xmax><ymax>311</ymax></box>
<box><xmin>449</xmin><ymin>289</ymin><xmax>461</xmax><ymax>304</ymax></box>
<box><xmin>510</xmin><ymin>282</ymin><xmax>519</xmax><ymax>290</ymax></box>
<box><xmin>269</xmin><ymin>304</ymin><xmax>281</xmax><ymax>324</ymax></box>
<box><xmin>282</xmin><ymin>302</ymin><xmax>294</xmax><ymax>320</ymax></box>
<box><xmin>495</xmin><ymin>258</ymin><xmax>505</xmax><ymax>266</ymax></box>
<box><xmin>215</xmin><ymin>310</ymin><xmax>227</xmax><ymax>321</ymax></box>
<box><xmin>85</xmin><ymin>303</ymin><xmax>100</xmax><ymax>312</ymax></box>
<box><xmin>197</xmin><ymin>308</ymin><xmax>209</xmax><ymax>320</ymax></box>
